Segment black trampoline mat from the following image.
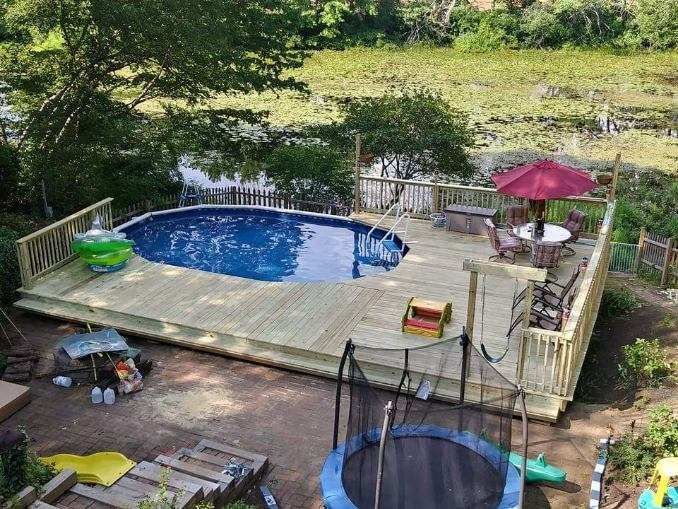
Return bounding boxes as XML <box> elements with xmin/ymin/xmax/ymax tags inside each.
<box><xmin>342</xmin><ymin>436</ymin><xmax>505</xmax><ymax>509</ymax></box>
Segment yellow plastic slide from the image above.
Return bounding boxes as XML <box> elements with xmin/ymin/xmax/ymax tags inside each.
<box><xmin>40</xmin><ymin>452</ymin><xmax>136</xmax><ymax>486</ymax></box>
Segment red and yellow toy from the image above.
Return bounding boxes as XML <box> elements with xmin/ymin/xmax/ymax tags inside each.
<box><xmin>402</xmin><ymin>298</ymin><xmax>452</xmax><ymax>338</ymax></box>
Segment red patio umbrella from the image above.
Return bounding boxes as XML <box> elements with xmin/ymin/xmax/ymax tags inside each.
<box><xmin>491</xmin><ymin>159</ymin><xmax>597</xmax><ymax>217</ymax></box>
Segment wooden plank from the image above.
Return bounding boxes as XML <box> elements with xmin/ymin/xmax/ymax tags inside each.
<box><xmin>130</xmin><ymin>461</ymin><xmax>214</xmax><ymax>503</ymax></box>
<box><xmin>193</xmin><ymin>439</ymin><xmax>268</xmax><ymax>466</ymax></box>
<box><xmin>40</xmin><ymin>469</ymin><xmax>77</xmax><ymax>504</ymax></box>
<box><xmin>70</xmin><ymin>483</ymin><xmax>137</xmax><ymax>509</ymax></box>
<box><xmin>7</xmin><ymin>486</ymin><xmax>37</xmax><ymax>508</ymax></box>
<box><xmin>0</xmin><ymin>381</ymin><xmax>31</xmax><ymax>422</ymax></box>
<box><xmin>462</xmin><ymin>258</ymin><xmax>547</xmax><ymax>282</ymax></box>
<box><xmin>28</xmin><ymin>502</ymin><xmax>59</xmax><ymax>509</ymax></box>
<box><xmin>115</xmin><ymin>476</ymin><xmax>196</xmax><ymax>509</ymax></box>
<box><xmin>153</xmin><ymin>455</ymin><xmax>234</xmax><ymax>493</ymax></box>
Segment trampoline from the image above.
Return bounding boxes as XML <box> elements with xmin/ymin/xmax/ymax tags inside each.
<box><xmin>321</xmin><ymin>334</ymin><xmax>526</xmax><ymax>509</ymax></box>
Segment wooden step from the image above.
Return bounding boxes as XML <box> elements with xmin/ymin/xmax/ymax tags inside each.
<box><xmin>28</xmin><ymin>502</ymin><xmax>59</xmax><ymax>509</ymax></box>
<box><xmin>193</xmin><ymin>439</ymin><xmax>268</xmax><ymax>499</ymax></box>
<box><xmin>130</xmin><ymin>460</ymin><xmax>216</xmax><ymax>504</ymax></box>
<box><xmin>154</xmin><ymin>454</ymin><xmax>235</xmax><ymax>504</ymax></box>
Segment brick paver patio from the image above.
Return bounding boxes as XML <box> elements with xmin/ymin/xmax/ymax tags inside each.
<box><xmin>3</xmin><ymin>311</ymin><xmax>599</xmax><ymax>508</ymax></box>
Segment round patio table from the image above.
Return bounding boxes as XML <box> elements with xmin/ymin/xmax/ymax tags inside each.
<box><xmin>512</xmin><ymin>222</ymin><xmax>571</xmax><ymax>243</ymax></box>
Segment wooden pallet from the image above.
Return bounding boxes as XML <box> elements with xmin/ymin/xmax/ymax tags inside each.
<box><xmin>24</xmin><ymin>440</ymin><xmax>268</xmax><ymax>509</ymax></box>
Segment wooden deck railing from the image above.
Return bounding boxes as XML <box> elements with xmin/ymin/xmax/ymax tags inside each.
<box><xmin>517</xmin><ymin>200</ymin><xmax>615</xmax><ymax>398</ymax></box>
<box><xmin>15</xmin><ymin>198</ymin><xmax>114</xmax><ymax>289</ymax></box>
<box><xmin>356</xmin><ymin>175</ymin><xmax>607</xmax><ymax>234</ymax></box>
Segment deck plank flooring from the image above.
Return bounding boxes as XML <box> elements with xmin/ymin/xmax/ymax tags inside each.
<box><xmin>15</xmin><ymin>212</ymin><xmax>593</xmax><ymax>419</ymax></box>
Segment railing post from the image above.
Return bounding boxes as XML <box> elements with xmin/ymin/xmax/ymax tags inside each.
<box><xmin>15</xmin><ymin>242</ymin><xmax>32</xmax><ymax>289</ymax></box>
<box><xmin>633</xmin><ymin>226</ymin><xmax>646</xmax><ymax>274</ymax></box>
<box><xmin>608</xmin><ymin>153</ymin><xmax>621</xmax><ymax>201</ymax></box>
<box><xmin>432</xmin><ymin>179</ymin><xmax>440</xmax><ymax>214</ymax></box>
<box><xmin>353</xmin><ymin>133</ymin><xmax>362</xmax><ymax>214</ymax></box>
<box><xmin>660</xmin><ymin>237</ymin><xmax>675</xmax><ymax>288</ymax></box>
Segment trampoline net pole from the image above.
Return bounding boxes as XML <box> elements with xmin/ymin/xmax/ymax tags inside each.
<box><xmin>518</xmin><ymin>386</ymin><xmax>528</xmax><ymax>509</ymax></box>
<box><xmin>332</xmin><ymin>340</ymin><xmax>352</xmax><ymax>450</ymax></box>
<box><xmin>374</xmin><ymin>400</ymin><xmax>393</xmax><ymax>509</ymax></box>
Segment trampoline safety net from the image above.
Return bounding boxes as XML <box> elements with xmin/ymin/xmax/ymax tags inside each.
<box><xmin>338</xmin><ymin>334</ymin><xmax>519</xmax><ymax>509</ymax></box>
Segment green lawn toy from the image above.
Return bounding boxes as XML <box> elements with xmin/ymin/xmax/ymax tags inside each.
<box><xmin>509</xmin><ymin>451</ymin><xmax>567</xmax><ymax>484</ymax></box>
<box><xmin>71</xmin><ymin>216</ymin><xmax>134</xmax><ymax>273</ymax></box>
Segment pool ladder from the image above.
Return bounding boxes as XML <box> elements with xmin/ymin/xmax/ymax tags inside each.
<box><xmin>367</xmin><ymin>202</ymin><xmax>410</xmax><ymax>254</ymax></box>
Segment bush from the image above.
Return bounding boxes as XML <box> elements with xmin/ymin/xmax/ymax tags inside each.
<box><xmin>599</xmin><ymin>287</ymin><xmax>638</xmax><ymax>318</ymax></box>
<box><xmin>454</xmin><ymin>20</ymin><xmax>507</xmax><ymax>51</ymax></box>
<box><xmin>608</xmin><ymin>405</ymin><xmax>678</xmax><ymax>485</ymax></box>
<box><xmin>521</xmin><ymin>4</ymin><xmax>569</xmax><ymax>48</ymax></box>
<box><xmin>0</xmin><ymin>227</ymin><xmax>22</xmax><ymax>304</ymax></box>
<box><xmin>0</xmin><ymin>429</ymin><xmax>56</xmax><ymax>501</ymax></box>
<box><xmin>618</xmin><ymin>338</ymin><xmax>673</xmax><ymax>388</ymax></box>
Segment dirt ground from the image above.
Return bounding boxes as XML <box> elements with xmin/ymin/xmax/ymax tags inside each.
<box><xmin>1</xmin><ymin>275</ymin><xmax>675</xmax><ymax>509</ymax></box>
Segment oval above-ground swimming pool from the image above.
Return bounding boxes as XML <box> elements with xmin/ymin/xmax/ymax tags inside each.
<box><xmin>118</xmin><ymin>206</ymin><xmax>406</xmax><ymax>283</ymax></box>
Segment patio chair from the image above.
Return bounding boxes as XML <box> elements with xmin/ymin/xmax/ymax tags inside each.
<box><xmin>529</xmin><ymin>293</ymin><xmax>575</xmax><ymax>331</ymax></box>
<box><xmin>506</xmin><ymin>204</ymin><xmax>531</xmax><ymax>253</ymax></box>
<box><xmin>532</xmin><ymin>266</ymin><xmax>581</xmax><ymax>312</ymax></box>
<box><xmin>530</xmin><ymin>240</ymin><xmax>562</xmax><ymax>269</ymax></box>
<box><xmin>484</xmin><ymin>218</ymin><xmax>522</xmax><ymax>264</ymax></box>
<box><xmin>561</xmin><ymin>209</ymin><xmax>586</xmax><ymax>256</ymax></box>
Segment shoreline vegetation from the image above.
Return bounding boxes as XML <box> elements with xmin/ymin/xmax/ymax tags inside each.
<box><xmin>142</xmin><ymin>47</ymin><xmax>677</xmax><ymax>175</ymax></box>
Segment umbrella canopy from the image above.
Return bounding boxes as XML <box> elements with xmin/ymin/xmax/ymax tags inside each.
<box><xmin>491</xmin><ymin>160</ymin><xmax>597</xmax><ymax>200</ymax></box>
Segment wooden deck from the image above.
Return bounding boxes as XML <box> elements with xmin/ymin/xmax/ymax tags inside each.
<box><xmin>15</xmin><ymin>212</ymin><xmax>593</xmax><ymax>420</ymax></box>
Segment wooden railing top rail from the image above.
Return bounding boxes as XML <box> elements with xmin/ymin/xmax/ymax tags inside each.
<box><xmin>16</xmin><ymin>198</ymin><xmax>114</xmax><ymax>244</ymax></box>
<box><xmin>358</xmin><ymin>175</ymin><xmax>608</xmax><ymax>204</ymax></box>
<box><xmin>561</xmin><ymin>200</ymin><xmax>615</xmax><ymax>338</ymax></box>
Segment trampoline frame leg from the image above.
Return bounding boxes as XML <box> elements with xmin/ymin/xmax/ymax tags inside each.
<box><xmin>518</xmin><ymin>387</ymin><xmax>528</xmax><ymax>509</ymax></box>
<box><xmin>374</xmin><ymin>400</ymin><xmax>394</xmax><ymax>509</ymax></box>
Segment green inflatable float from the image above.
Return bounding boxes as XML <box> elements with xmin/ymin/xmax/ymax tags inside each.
<box><xmin>71</xmin><ymin>216</ymin><xmax>134</xmax><ymax>273</ymax></box>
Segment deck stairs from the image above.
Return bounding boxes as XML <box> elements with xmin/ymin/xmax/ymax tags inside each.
<box><xmin>26</xmin><ymin>439</ymin><xmax>268</xmax><ymax>509</ymax></box>
<box><xmin>367</xmin><ymin>201</ymin><xmax>411</xmax><ymax>254</ymax></box>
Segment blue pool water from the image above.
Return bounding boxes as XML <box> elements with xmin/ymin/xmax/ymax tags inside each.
<box><xmin>119</xmin><ymin>207</ymin><xmax>406</xmax><ymax>282</ymax></box>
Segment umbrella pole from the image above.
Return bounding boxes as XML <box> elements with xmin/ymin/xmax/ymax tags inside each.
<box><xmin>528</xmin><ymin>199</ymin><xmax>545</xmax><ymax>220</ymax></box>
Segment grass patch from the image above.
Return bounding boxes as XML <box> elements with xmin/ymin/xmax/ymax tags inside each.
<box><xmin>600</xmin><ymin>287</ymin><xmax>639</xmax><ymax>318</ymax></box>
<box><xmin>142</xmin><ymin>47</ymin><xmax>678</xmax><ymax>173</ymax></box>
<box><xmin>608</xmin><ymin>404</ymin><xmax>678</xmax><ymax>485</ymax></box>
<box><xmin>618</xmin><ymin>338</ymin><xmax>673</xmax><ymax>388</ymax></box>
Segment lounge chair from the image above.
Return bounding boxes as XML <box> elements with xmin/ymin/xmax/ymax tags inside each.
<box><xmin>561</xmin><ymin>209</ymin><xmax>586</xmax><ymax>256</ymax></box>
<box><xmin>506</xmin><ymin>204</ymin><xmax>531</xmax><ymax>252</ymax></box>
<box><xmin>484</xmin><ymin>218</ymin><xmax>522</xmax><ymax>263</ymax></box>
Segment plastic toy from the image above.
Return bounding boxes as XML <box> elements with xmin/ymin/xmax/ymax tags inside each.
<box><xmin>401</xmin><ymin>298</ymin><xmax>452</xmax><ymax>338</ymax></box>
<box><xmin>71</xmin><ymin>216</ymin><xmax>134</xmax><ymax>272</ymax></box>
<box><xmin>40</xmin><ymin>452</ymin><xmax>136</xmax><ymax>486</ymax></box>
<box><xmin>508</xmin><ymin>451</ymin><xmax>567</xmax><ymax>484</ymax></box>
<box><xmin>638</xmin><ymin>457</ymin><xmax>678</xmax><ymax>509</ymax></box>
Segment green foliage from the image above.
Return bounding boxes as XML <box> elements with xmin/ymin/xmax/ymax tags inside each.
<box><xmin>0</xmin><ymin>429</ymin><xmax>56</xmax><ymax>501</ymax></box>
<box><xmin>600</xmin><ymin>287</ymin><xmax>638</xmax><ymax>318</ymax></box>
<box><xmin>618</xmin><ymin>338</ymin><xmax>673</xmax><ymax>388</ymax></box>
<box><xmin>608</xmin><ymin>405</ymin><xmax>678</xmax><ymax>485</ymax></box>
<box><xmin>224</xmin><ymin>502</ymin><xmax>257</xmax><ymax>509</ymax></box>
<box><xmin>0</xmin><ymin>227</ymin><xmax>21</xmax><ymax>304</ymax></box>
<box><xmin>137</xmin><ymin>468</ymin><xmax>216</xmax><ymax>509</ymax></box>
<box><xmin>632</xmin><ymin>0</ymin><xmax>678</xmax><ymax>50</ymax></box>
<box><xmin>454</xmin><ymin>19</ymin><xmax>508</xmax><ymax>51</ymax></box>
<box><xmin>0</xmin><ymin>0</ymin><xmax>304</xmax><ymax>216</ymax></box>
<box><xmin>329</xmin><ymin>89</ymin><xmax>473</xmax><ymax>181</ymax></box>
<box><xmin>263</xmin><ymin>144</ymin><xmax>353</xmax><ymax>203</ymax></box>
<box><xmin>614</xmin><ymin>172</ymin><xmax>678</xmax><ymax>243</ymax></box>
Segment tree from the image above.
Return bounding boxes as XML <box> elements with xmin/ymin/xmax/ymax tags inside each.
<box><xmin>0</xmin><ymin>0</ymin><xmax>304</xmax><ymax>213</ymax></box>
<box><xmin>262</xmin><ymin>144</ymin><xmax>353</xmax><ymax>203</ymax></box>
<box><xmin>633</xmin><ymin>0</ymin><xmax>678</xmax><ymax>49</ymax></box>
<box><xmin>331</xmin><ymin>89</ymin><xmax>474</xmax><ymax>182</ymax></box>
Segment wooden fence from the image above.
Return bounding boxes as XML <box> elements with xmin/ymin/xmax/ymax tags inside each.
<box><xmin>517</xmin><ymin>201</ymin><xmax>615</xmax><ymax>398</ymax></box>
<box><xmin>112</xmin><ymin>185</ymin><xmax>352</xmax><ymax>226</ymax></box>
<box><xmin>635</xmin><ymin>228</ymin><xmax>677</xmax><ymax>288</ymax></box>
<box><xmin>356</xmin><ymin>175</ymin><xmax>607</xmax><ymax>235</ymax></box>
<box><xmin>608</xmin><ymin>230</ymin><xmax>677</xmax><ymax>288</ymax></box>
<box><xmin>15</xmin><ymin>198</ymin><xmax>114</xmax><ymax>289</ymax></box>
